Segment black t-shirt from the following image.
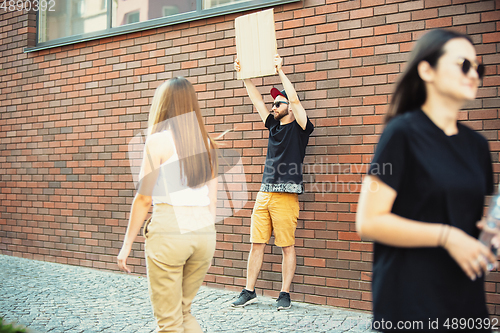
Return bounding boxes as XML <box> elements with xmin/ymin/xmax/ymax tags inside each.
<box><xmin>261</xmin><ymin>114</ymin><xmax>314</xmax><ymax>194</ymax></box>
<box><xmin>368</xmin><ymin>110</ymin><xmax>493</xmax><ymax>331</ymax></box>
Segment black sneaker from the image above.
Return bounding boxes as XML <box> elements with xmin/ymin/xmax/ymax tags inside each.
<box><xmin>231</xmin><ymin>289</ymin><xmax>257</xmax><ymax>307</ymax></box>
<box><xmin>276</xmin><ymin>291</ymin><xmax>291</xmax><ymax>310</ymax></box>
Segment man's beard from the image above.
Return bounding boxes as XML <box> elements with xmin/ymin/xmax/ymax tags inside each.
<box><xmin>274</xmin><ymin>109</ymin><xmax>288</xmax><ymax>121</ymax></box>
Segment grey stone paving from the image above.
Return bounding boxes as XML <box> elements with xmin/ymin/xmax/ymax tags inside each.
<box><xmin>0</xmin><ymin>254</ymin><xmax>374</xmax><ymax>332</ymax></box>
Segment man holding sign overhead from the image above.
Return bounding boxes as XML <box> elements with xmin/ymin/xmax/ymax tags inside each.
<box><xmin>232</xmin><ymin>54</ymin><xmax>314</xmax><ymax>310</ymax></box>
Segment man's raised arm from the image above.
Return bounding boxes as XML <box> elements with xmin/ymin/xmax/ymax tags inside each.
<box><xmin>274</xmin><ymin>54</ymin><xmax>308</xmax><ymax>130</ymax></box>
<box><xmin>234</xmin><ymin>59</ymin><xmax>270</xmax><ymax>123</ymax></box>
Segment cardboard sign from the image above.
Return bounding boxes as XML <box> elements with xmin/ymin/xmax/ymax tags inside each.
<box><xmin>235</xmin><ymin>8</ymin><xmax>277</xmax><ymax>79</ymax></box>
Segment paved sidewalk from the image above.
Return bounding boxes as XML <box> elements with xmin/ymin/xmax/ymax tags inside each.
<box><xmin>0</xmin><ymin>254</ymin><xmax>374</xmax><ymax>333</ymax></box>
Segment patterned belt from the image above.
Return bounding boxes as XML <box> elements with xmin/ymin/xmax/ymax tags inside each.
<box><xmin>259</xmin><ymin>183</ymin><xmax>303</xmax><ymax>194</ymax></box>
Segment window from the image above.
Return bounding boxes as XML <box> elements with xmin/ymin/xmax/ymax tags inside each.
<box><xmin>112</xmin><ymin>0</ymin><xmax>195</xmax><ymax>28</ymax></box>
<box><xmin>163</xmin><ymin>6</ymin><xmax>180</xmax><ymax>17</ymax></box>
<box><xmin>203</xmin><ymin>0</ymin><xmax>250</xmax><ymax>9</ymax></box>
<box><xmin>124</xmin><ymin>11</ymin><xmax>140</xmax><ymax>24</ymax></box>
<box><xmin>31</xmin><ymin>0</ymin><xmax>299</xmax><ymax>51</ymax></box>
<box><xmin>38</xmin><ymin>0</ymin><xmax>108</xmax><ymax>43</ymax></box>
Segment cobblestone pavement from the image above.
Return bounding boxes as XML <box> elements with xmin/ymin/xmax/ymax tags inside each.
<box><xmin>0</xmin><ymin>254</ymin><xmax>374</xmax><ymax>333</ymax></box>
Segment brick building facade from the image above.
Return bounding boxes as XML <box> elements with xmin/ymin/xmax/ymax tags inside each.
<box><xmin>1</xmin><ymin>0</ymin><xmax>500</xmax><ymax>314</ymax></box>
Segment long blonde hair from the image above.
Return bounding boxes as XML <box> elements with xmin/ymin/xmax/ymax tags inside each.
<box><xmin>147</xmin><ymin>77</ymin><xmax>217</xmax><ymax>188</ymax></box>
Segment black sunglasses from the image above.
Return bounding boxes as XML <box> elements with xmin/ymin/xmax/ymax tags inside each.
<box><xmin>272</xmin><ymin>101</ymin><xmax>289</xmax><ymax>108</ymax></box>
<box><xmin>457</xmin><ymin>58</ymin><xmax>485</xmax><ymax>79</ymax></box>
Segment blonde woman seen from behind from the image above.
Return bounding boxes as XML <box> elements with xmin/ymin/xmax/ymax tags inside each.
<box><xmin>117</xmin><ymin>77</ymin><xmax>218</xmax><ymax>333</ymax></box>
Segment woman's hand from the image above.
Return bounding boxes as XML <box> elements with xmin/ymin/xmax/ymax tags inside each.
<box><xmin>117</xmin><ymin>246</ymin><xmax>132</xmax><ymax>273</ymax></box>
<box><xmin>234</xmin><ymin>58</ymin><xmax>241</xmax><ymax>72</ymax></box>
<box><xmin>476</xmin><ymin>218</ymin><xmax>500</xmax><ymax>269</ymax></box>
<box><xmin>444</xmin><ymin>226</ymin><xmax>497</xmax><ymax>280</ymax></box>
<box><xmin>274</xmin><ymin>54</ymin><xmax>282</xmax><ymax>72</ymax></box>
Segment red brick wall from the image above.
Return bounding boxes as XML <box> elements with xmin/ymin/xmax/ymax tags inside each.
<box><xmin>1</xmin><ymin>0</ymin><xmax>499</xmax><ymax>313</ymax></box>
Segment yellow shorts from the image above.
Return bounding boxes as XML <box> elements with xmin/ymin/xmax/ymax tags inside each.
<box><xmin>250</xmin><ymin>191</ymin><xmax>299</xmax><ymax>247</ymax></box>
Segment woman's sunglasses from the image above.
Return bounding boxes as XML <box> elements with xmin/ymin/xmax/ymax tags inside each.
<box><xmin>272</xmin><ymin>101</ymin><xmax>289</xmax><ymax>108</ymax></box>
<box><xmin>457</xmin><ymin>58</ymin><xmax>485</xmax><ymax>79</ymax></box>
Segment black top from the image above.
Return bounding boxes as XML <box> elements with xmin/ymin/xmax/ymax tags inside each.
<box><xmin>261</xmin><ymin>114</ymin><xmax>314</xmax><ymax>194</ymax></box>
<box><xmin>368</xmin><ymin>110</ymin><xmax>493</xmax><ymax>331</ymax></box>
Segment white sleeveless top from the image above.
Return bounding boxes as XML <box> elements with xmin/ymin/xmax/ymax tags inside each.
<box><xmin>152</xmin><ymin>131</ymin><xmax>210</xmax><ymax>207</ymax></box>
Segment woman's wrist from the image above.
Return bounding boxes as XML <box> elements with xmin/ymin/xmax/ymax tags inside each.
<box><xmin>438</xmin><ymin>224</ymin><xmax>452</xmax><ymax>248</ymax></box>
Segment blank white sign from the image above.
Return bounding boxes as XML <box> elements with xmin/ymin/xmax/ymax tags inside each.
<box><xmin>235</xmin><ymin>8</ymin><xmax>277</xmax><ymax>79</ymax></box>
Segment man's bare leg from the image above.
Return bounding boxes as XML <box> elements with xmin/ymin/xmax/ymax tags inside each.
<box><xmin>245</xmin><ymin>243</ymin><xmax>266</xmax><ymax>291</ymax></box>
<box><xmin>281</xmin><ymin>245</ymin><xmax>296</xmax><ymax>293</ymax></box>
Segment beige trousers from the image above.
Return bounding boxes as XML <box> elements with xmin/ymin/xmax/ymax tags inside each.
<box><xmin>144</xmin><ymin>204</ymin><xmax>216</xmax><ymax>333</ymax></box>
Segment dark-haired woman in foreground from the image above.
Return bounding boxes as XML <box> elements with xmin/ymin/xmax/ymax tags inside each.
<box><xmin>117</xmin><ymin>77</ymin><xmax>218</xmax><ymax>332</ymax></box>
<box><xmin>356</xmin><ymin>29</ymin><xmax>497</xmax><ymax>332</ymax></box>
